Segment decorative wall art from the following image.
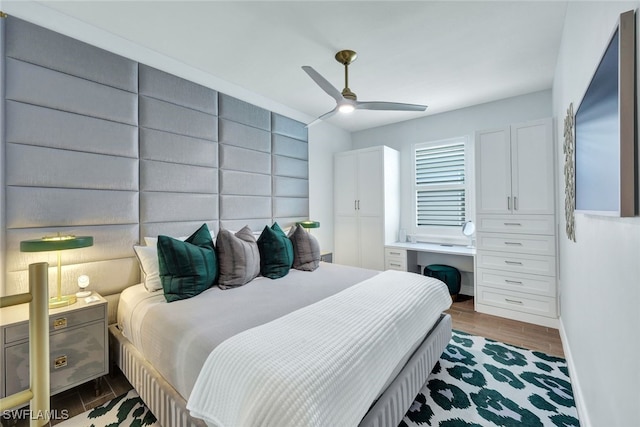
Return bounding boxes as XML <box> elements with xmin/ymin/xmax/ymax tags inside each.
<box><xmin>563</xmin><ymin>102</ymin><xmax>576</xmax><ymax>242</ymax></box>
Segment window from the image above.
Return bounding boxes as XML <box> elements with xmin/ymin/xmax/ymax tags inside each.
<box><xmin>414</xmin><ymin>138</ymin><xmax>467</xmax><ymax>228</ymax></box>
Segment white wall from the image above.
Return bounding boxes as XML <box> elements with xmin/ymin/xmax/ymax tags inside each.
<box><xmin>552</xmin><ymin>3</ymin><xmax>640</xmax><ymax>427</ymax></box>
<box><xmin>308</xmin><ymin>123</ymin><xmax>353</xmax><ymax>252</ymax></box>
<box><xmin>351</xmin><ymin>90</ymin><xmax>552</xmax><ymax>242</ymax></box>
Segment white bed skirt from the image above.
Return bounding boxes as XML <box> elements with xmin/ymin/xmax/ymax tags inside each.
<box><xmin>109</xmin><ymin>314</ymin><xmax>451</xmax><ymax>427</ymax></box>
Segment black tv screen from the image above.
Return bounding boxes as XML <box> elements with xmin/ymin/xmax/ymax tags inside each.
<box><xmin>574</xmin><ymin>10</ymin><xmax>636</xmax><ymax>217</ymax></box>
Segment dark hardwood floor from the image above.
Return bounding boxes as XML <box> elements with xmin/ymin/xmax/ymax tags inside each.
<box><xmin>4</xmin><ymin>296</ymin><xmax>564</xmax><ymax>426</ymax></box>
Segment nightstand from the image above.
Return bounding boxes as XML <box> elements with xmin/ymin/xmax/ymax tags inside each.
<box><xmin>0</xmin><ymin>292</ymin><xmax>109</xmax><ymax>401</ymax></box>
<box><xmin>320</xmin><ymin>251</ymin><xmax>333</xmax><ymax>263</ymax></box>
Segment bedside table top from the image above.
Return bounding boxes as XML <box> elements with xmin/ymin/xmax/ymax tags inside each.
<box><xmin>0</xmin><ymin>292</ymin><xmax>107</xmax><ymax>326</ymax></box>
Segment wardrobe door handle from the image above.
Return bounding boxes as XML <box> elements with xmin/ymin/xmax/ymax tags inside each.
<box><xmin>507</xmin><ymin>196</ymin><xmax>511</xmax><ymax>210</ymax></box>
<box><xmin>514</xmin><ymin>196</ymin><xmax>518</xmax><ymax>210</ymax></box>
<box><xmin>354</xmin><ymin>200</ymin><xmax>357</xmax><ymax>211</ymax></box>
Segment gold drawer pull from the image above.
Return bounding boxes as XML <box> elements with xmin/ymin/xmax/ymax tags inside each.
<box><xmin>53</xmin><ymin>317</ymin><xmax>67</xmax><ymax>329</ymax></box>
<box><xmin>505</xmin><ymin>298</ymin><xmax>523</xmax><ymax>305</ymax></box>
<box><xmin>505</xmin><ymin>279</ymin><xmax>524</xmax><ymax>285</ymax></box>
<box><xmin>54</xmin><ymin>355</ymin><xmax>67</xmax><ymax>369</ymax></box>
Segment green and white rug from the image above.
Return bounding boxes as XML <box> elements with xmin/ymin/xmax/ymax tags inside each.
<box><xmin>57</xmin><ymin>389</ymin><xmax>159</xmax><ymax>427</ymax></box>
<box><xmin>60</xmin><ymin>331</ymin><xmax>579</xmax><ymax>427</ymax></box>
<box><xmin>401</xmin><ymin>330</ymin><xmax>580</xmax><ymax>426</ymax></box>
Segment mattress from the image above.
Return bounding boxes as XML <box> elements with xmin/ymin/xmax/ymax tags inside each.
<box><xmin>117</xmin><ymin>262</ymin><xmax>381</xmax><ymax>399</ymax></box>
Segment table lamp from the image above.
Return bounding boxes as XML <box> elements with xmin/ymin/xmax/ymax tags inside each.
<box><xmin>20</xmin><ymin>234</ymin><xmax>93</xmax><ymax>309</ymax></box>
<box><xmin>297</xmin><ymin>221</ymin><xmax>320</xmax><ymax>233</ymax></box>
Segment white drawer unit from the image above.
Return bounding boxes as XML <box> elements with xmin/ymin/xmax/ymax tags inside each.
<box><xmin>476</xmin><ymin>251</ymin><xmax>556</xmax><ymax>277</ymax></box>
<box><xmin>476</xmin><ymin>287</ymin><xmax>557</xmax><ymax>318</ymax></box>
<box><xmin>475</xmin><ymin>268</ymin><xmax>555</xmax><ymax>297</ymax></box>
<box><xmin>1</xmin><ymin>293</ymin><xmax>109</xmax><ymax>400</ymax></box>
<box><xmin>476</xmin><ymin>215</ymin><xmax>555</xmax><ymax>235</ymax></box>
<box><xmin>385</xmin><ymin>247</ymin><xmax>407</xmax><ymax>271</ymax></box>
<box><xmin>476</xmin><ymin>232</ymin><xmax>556</xmax><ymax>256</ymax></box>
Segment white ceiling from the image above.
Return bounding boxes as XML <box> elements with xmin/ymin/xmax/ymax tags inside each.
<box><xmin>30</xmin><ymin>1</ymin><xmax>568</xmax><ymax>132</ymax></box>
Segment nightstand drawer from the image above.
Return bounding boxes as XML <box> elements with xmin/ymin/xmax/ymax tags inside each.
<box><xmin>4</xmin><ymin>320</ymin><xmax>107</xmax><ymax>396</ymax></box>
<box><xmin>4</xmin><ymin>305</ymin><xmax>105</xmax><ymax>344</ymax></box>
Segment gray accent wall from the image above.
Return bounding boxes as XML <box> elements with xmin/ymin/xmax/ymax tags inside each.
<box><xmin>1</xmin><ymin>16</ymin><xmax>309</xmax><ymax>322</ymax></box>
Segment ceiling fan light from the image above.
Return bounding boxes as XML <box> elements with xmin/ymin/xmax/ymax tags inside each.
<box><xmin>339</xmin><ymin>103</ymin><xmax>355</xmax><ymax>113</ymax></box>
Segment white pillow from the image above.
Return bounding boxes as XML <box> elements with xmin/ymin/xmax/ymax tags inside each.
<box><xmin>133</xmin><ymin>245</ymin><xmax>162</xmax><ymax>292</ymax></box>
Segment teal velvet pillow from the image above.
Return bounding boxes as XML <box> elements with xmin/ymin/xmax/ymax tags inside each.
<box><xmin>157</xmin><ymin>223</ymin><xmax>218</xmax><ymax>302</ymax></box>
<box><xmin>257</xmin><ymin>222</ymin><xmax>294</xmax><ymax>279</ymax></box>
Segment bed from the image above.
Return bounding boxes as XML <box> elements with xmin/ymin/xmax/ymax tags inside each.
<box><xmin>111</xmin><ymin>258</ymin><xmax>452</xmax><ymax>427</ymax></box>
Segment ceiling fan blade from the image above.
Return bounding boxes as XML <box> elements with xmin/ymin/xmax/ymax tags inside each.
<box><xmin>302</xmin><ymin>66</ymin><xmax>344</xmax><ymax>103</ymax></box>
<box><xmin>356</xmin><ymin>101</ymin><xmax>427</xmax><ymax>112</ymax></box>
<box><xmin>305</xmin><ymin>108</ymin><xmax>338</xmax><ymax>127</ymax></box>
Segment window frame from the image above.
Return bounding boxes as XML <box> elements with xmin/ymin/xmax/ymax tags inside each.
<box><xmin>412</xmin><ymin>136</ymin><xmax>472</xmax><ymax>241</ymax></box>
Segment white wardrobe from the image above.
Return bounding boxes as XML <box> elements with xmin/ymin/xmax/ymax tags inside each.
<box><xmin>334</xmin><ymin>146</ymin><xmax>400</xmax><ymax>271</ymax></box>
<box><xmin>474</xmin><ymin>118</ymin><xmax>558</xmax><ymax>327</ymax></box>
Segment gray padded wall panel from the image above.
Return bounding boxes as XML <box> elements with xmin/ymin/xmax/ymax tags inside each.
<box><xmin>6</xmin><ymin>17</ymin><xmax>137</xmax><ymax>92</ymax></box>
<box><xmin>219</xmin><ymin>93</ymin><xmax>270</xmax><ymax>131</ymax></box>
<box><xmin>271</xmin><ymin>113</ymin><xmax>309</xmax><ymax>227</ymax></box>
<box><xmin>138</xmin><ymin>64</ymin><xmax>219</xmax><ymax>240</ymax></box>
<box><xmin>139</xmin><ymin>96</ymin><xmax>217</xmax><ymax>141</ymax></box>
<box><xmin>220</xmin><ymin>170</ymin><xmax>271</xmax><ymax>196</ymax></box>
<box><xmin>140</xmin><ymin>65</ymin><xmax>218</xmax><ymax>115</ymax></box>
<box><xmin>7</xmin><ymin>102</ymin><xmax>138</xmax><ymax>158</ymax></box>
<box><xmin>7</xmin><ymin>144</ymin><xmax>138</xmax><ymax>191</ymax></box>
<box><xmin>219</xmin><ymin>195</ymin><xmax>271</xmax><ymax>220</ymax></box>
<box><xmin>140</xmin><ymin>129</ymin><xmax>216</xmax><ymax>167</ymax></box>
<box><xmin>219</xmin><ymin>144</ymin><xmax>271</xmax><ymax>174</ymax></box>
<box><xmin>3</xmin><ymin>16</ymin><xmax>139</xmax><ymax>309</ymax></box>
<box><xmin>6</xmin><ymin>58</ymin><xmax>137</xmax><ymax>125</ymax></box>
<box><xmin>219</xmin><ymin>119</ymin><xmax>271</xmax><ymax>152</ymax></box>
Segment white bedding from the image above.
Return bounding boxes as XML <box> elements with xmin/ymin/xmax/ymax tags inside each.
<box><xmin>186</xmin><ymin>270</ymin><xmax>451</xmax><ymax>427</ymax></box>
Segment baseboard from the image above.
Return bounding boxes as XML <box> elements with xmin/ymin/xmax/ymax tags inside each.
<box><xmin>559</xmin><ymin>317</ymin><xmax>591</xmax><ymax>427</ymax></box>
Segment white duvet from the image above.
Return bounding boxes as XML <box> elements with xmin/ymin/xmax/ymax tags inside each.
<box><xmin>187</xmin><ymin>270</ymin><xmax>452</xmax><ymax>427</ymax></box>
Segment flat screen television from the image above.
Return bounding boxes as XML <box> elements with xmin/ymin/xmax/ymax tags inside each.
<box><xmin>574</xmin><ymin>9</ymin><xmax>637</xmax><ymax>217</ymax></box>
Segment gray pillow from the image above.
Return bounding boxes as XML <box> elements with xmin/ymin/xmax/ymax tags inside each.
<box><xmin>289</xmin><ymin>224</ymin><xmax>321</xmax><ymax>271</ymax></box>
<box><xmin>216</xmin><ymin>226</ymin><xmax>260</xmax><ymax>289</ymax></box>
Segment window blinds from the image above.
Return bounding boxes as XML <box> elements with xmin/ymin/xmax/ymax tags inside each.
<box><xmin>415</xmin><ymin>142</ymin><xmax>465</xmax><ymax>227</ymax></box>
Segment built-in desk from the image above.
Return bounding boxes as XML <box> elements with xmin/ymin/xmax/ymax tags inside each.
<box><xmin>385</xmin><ymin>242</ymin><xmax>476</xmax><ymax>295</ymax></box>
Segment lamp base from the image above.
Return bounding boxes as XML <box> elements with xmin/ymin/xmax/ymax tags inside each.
<box><xmin>49</xmin><ymin>294</ymin><xmax>77</xmax><ymax>309</ymax></box>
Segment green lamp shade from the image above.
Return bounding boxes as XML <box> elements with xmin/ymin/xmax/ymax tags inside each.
<box><xmin>297</xmin><ymin>221</ymin><xmax>320</xmax><ymax>229</ymax></box>
<box><xmin>20</xmin><ymin>236</ymin><xmax>94</xmax><ymax>252</ymax></box>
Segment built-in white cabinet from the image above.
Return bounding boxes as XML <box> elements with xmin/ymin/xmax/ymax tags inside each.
<box><xmin>334</xmin><ymin>146</ymin><xmax>400</xmax><ymax>270</ymax></box>
<box><xmin>476</xmin><ymin>119</ymin><xmax>554</xmax><ymax>215</ymax></box>
<box><xmin>474</xmin><ymin>118</ymin><xmax>558</xmax><ymax>328</ymax></box>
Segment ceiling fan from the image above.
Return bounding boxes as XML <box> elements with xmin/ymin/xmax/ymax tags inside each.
<box><xmin>302</xmin><ymin>49</ymin><xmax>427</xmax><ymax>125</ymax></box>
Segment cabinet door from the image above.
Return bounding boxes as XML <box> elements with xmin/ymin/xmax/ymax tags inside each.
<box><xmin>511</xmin><ymin>120</ymin><xmax>554</xmax><ymax>214</ymax></box>
<box><xmin>334</xmin><ymin>215</ymin><xmax>360</xmax><ymax>267</ymax></box>
<box><xmin>334</xmin><ymin>152</ymin><xmax>358</xmax><ymax>217</ymax></box>
<box><xmin>476</xmin><ymin>128</ymin><xmax>512</xmax><ymax>214</ymax></box>
<box><xmin>359</xmin><ymin>216</ymin><xmax>385</xmax><ymax>270</ymax></box>
<box><xmin>356</xmin><ymin>149</ymin><xmax>383</xmax><ymax>217</ymax></box>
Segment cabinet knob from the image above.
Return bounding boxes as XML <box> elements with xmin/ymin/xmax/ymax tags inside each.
<box><xmin>54</xmin><ymin>355</ymin><xmax>68</xmax><ymax>369</ymax></box>
<box><xmin>53</xmin><ymin>317</ymin><xmax>67</xmax><ymax>330</ymax></box>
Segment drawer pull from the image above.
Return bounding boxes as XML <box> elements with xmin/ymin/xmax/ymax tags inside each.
<box><xmin>505</xmin><ymin>279</ymin><xmax>524</xmax><ymax>285</ymax></box>
<box><xmin>389</xmin><ymin>251</ymin><xmax>402</xmax><ymax>256</ymax></box>
<box><xmin>54</xmin><ymin>355</ymin><xmax>67</xmax><ymax>369</ymax></box>
<box><xmin>504</xmin><ymin>242</ymin><xmax>523</xmax><ymax>246</ymax></box>
<box><xmin>390</xmin><ymin>263</ymin><xmax>401</xmax><ymax>267</ymax></box>
<box><xmin>53</xmin><ymin>317</ymin><xmax>67</xmax><ymax>329</ymax></box>
<box><xmin>505</xmin><ymin>298</ymin><xmax>523</xmax><ymax>305</ymax></box>
<box><xmin>504</xmin><ymin>261</ymin><xmax>523</xmax><ymax>266</ymax></box>
<box><xmin>503</xmin><ymin>222</ymin><xmax>522</xmax><ymax>226</ymax></box>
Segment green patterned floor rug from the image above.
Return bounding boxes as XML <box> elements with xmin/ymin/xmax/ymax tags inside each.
<box><xmin>58</xmin><ymin>330</ymin><xmax>579</xmax><ymax>427</ymax></box>
<box><xmin>56</xmin><ymin>389</ymin><xmax>159</xmax><ymax>427</ymax></box>
<box><xmin>400</xmin><ymin>330</ymin><xmax>580</xmax><ymax>427</ymax></box>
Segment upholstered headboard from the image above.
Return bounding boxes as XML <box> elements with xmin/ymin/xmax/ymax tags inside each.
<box><xmin>1</xmin><ymin>16</ymin><xmax>309</xmax><ymax>322</ymax></box>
